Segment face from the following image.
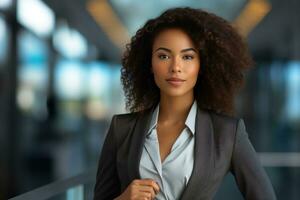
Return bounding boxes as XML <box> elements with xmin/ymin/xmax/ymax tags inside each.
<box><xmin>151</xmin><ymin>28</ymin><xmax>201</xmax><ymax>98</ymax></box>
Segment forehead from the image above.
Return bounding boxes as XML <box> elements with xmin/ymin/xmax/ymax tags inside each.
<box><xmin>152</xmin><ymin>28</ymin><xmax>196</xmax><ymax>50</ymax></box>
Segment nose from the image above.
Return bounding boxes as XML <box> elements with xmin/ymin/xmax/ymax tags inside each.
<box><xmin>170</xmin><ymin>56</ymin><xmax>182</xmax><ymax>73</ymax></box>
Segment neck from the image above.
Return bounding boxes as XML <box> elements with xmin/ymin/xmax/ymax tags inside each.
<box><xmin>158</xmin><ymin>92</ymin><xmax>195</xmax><ymax>125</ymax></box>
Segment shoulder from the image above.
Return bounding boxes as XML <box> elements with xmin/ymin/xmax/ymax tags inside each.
<box><xmin>109</xmin><ymin>111</ymin><xmax>143</xmax><ymax>144</ymax></box>
<box><xmin>209</xmin><ymin>110</ymin><xmax>240</xmax><ymax>127</ymax></box>
<box><xmin>205</xmin><ymin>109</ymin><xmax>243</xmax><ymax>142</ymax></box>
<box><xmin>112</xmin><ymin>106</ymin><xmax>153</xmax><ymax>125</ymax></box>
<box><xmin>109</xmin><ymin>112</ymin><xmax>140</xmax><ymax>134</ymax></box>
<box><xmin>202</xmin><ymin>110</ymin><xmax>248</xmax><ymax>160</ymax></box>
<box><xmin>113</xmin><ymin>111</ymin><xmax>139</xmax><ymax>124</ymax></box>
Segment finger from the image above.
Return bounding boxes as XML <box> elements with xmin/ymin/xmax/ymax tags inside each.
<box><xmin>152</xmin><ymin>182</ymin><xmax>160</xmax><ymax>194</ymax></box>
<box><xmin>139</xmin><ymin>179</ymin><xmax>160</xmax><ymax>194</ymax></box>
<box><xmin>136</xmin><ymin>191</ymin><xmax>152</xmax><ymax>200</ymax></box>
<box><xmin>138</xmin><ymin>185</ymin><xmax>156</xmax><ymax>199</ymax></box>
<box><xmin>131</xmin><ymin>181</ymin><xmax>156</xmax><ymax>199</ymax></box>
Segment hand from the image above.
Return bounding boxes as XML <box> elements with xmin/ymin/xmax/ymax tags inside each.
<box><xmin>115</xmin><ymin>178</ymin><xmax>160</xmax><ymax>200</ymax></box>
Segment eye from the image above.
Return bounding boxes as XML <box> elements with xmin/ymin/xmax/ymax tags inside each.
<box><xmin>158</xmin><ymin>54</ymin><xmax>170</xmax><ymax>60</ymax></box>
<box><xmin>182</xmin><ymin>55</ymin><xmax>194</xmax><ymax>60</ymax></box>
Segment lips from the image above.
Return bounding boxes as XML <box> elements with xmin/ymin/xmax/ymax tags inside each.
<box><xmin>166</xmin><ymin>77</ymin><xmax>185</xmax><ymax>82</ymax></box>
<box><xmin>166</xmin><ymin>77</ymin><xmax>186</xmax><ymax>87</ymax></box>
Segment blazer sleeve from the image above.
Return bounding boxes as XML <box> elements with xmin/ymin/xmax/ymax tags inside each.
<box><xmin>230</xmin><ymin>118</ymin><xmax>277</xmax><ymax>200</ymax></box>
<box><xmin>94</xmin><ymin>115</ymin><xmax>121</xmax><ymax>200</ymax></box>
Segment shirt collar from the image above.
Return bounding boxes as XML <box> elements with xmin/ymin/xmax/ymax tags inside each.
<box><xmin>147</xmin><ymin>100</ymin><xmax>197</xmax><ymax>136</ymax></box>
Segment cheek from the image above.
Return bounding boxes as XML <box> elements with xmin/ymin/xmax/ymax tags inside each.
<box><xmin>188</xmin><ymin>64</ymin><xmax>200</xmax><ymax>78</ymax></box>
<box><xmin>152</xmin><ymin>60</ymin><xmax>168</xmax><ymax>76</ymax></box>
<box><xmin>152</xmin><ymin>68</ymin><xmax>166</xmax><ymax>84</ymax></box>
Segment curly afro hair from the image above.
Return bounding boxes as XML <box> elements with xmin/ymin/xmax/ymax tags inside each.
<box><xmin>121</xmin><ymin>7</ymin><xmax>254</xmax><ymax>116</ymax></box>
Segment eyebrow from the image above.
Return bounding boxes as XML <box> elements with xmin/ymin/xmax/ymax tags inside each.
<box><xmin>154</xmin><ymin>47</ymin><xmax>197</xmax><ymax>53</ymax></box>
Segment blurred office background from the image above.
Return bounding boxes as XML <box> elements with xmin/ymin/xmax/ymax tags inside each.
<box><xmin>0</xmin><ymin>0</ymin><xmax>299</xmax><ymax>199</ymax></box>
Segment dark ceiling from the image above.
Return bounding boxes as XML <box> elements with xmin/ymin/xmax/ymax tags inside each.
<box><xmin>248</xmin><ymin>0</ymin><xmax>300</xmax><ymax>61</ymax></box>
<box><xmin>43</xmin><ymin>0</ymin><xmax>300</xmax><ymax>63</ymax></box>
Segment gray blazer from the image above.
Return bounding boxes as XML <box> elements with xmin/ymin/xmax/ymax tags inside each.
<box><xmin>93</xmin><ymin>105</ymin><xmax>276</xmax><ymax>200</ymax></box>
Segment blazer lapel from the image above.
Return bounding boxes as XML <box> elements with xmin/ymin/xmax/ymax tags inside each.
<box><xmin>127</xmin><ymin>104</ymin><xmax>157</xmax><ymax>181</ymax></box>
<box><xmin>180</xmin><ymin>106</ymin><xmax>215</xmax><ymax>200</ymax></box>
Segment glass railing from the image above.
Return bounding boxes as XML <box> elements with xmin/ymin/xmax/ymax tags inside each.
<box><xmin>8</xmin><ymin>153</ymin><xmax>300</xmax><ymax>200</ymax></box>
<box><xmin>9</xmin><ymin>167</ymin><xmax>96</xmax><ymax>200</ymax></box>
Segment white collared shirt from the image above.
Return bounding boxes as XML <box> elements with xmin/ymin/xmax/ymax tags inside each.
<box><xmin>139</xmin><ymin>100</ymin><xmax>197</xmax><ymax>200</ymax></box>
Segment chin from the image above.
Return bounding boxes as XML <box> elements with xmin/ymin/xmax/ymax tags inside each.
<box><xmin>160</xmin><ymin>88</ymin><xmax>190</xmax><ymax>97</ymax></box>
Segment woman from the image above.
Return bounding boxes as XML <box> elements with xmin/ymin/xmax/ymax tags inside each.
<box><xmin>94</xmin><ymin>7</ymin><xmax>276</xmax><ymax>200</ymax></box>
